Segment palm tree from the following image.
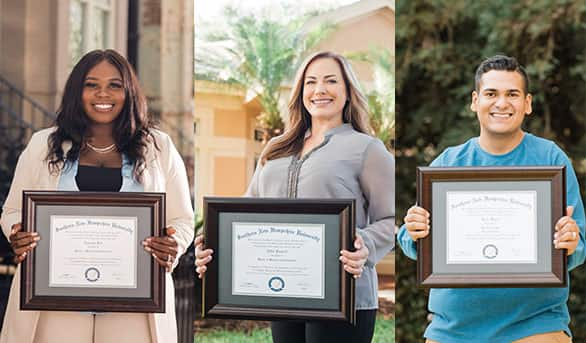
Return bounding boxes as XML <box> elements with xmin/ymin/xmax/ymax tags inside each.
<box><xmin>195</xmin><ymin>7</ymin><xmax>334</xmax><ymax>141</ymax></box>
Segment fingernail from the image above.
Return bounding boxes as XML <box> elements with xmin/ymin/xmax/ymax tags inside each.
<box><xmin>30</xmin><ymin>243</ymin><xmax>36</xmax><ymax>248</ymax></box>
<box><xmin>146</xmin><ymin>238</ymin><xmax>152</xmax><ymax>242</ymax></box>
<box><xmin>144</xmin><ymin>246</ymin><xmax>152</xmax><ymax>253</ymax></box>
<box><xmin>554</xmin><ymin>233</ymin><xmax>559</xmax><ymax>239</ymax></box>
<box><xmin>339</xmin><ymin>256</ymin><xmax>343</xmax><ymax>261</ymax></box>
<box><xmin>33</xmin><ymin>237</ymin><xmax>40</xmax><ymax>242</ymax></box>
<box><xmin>553</xmin><ymin>240</ymin><xmax>558</xmax><ymax>245</ymax></box>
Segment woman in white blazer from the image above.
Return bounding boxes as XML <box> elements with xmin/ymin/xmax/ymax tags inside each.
<box><xmin>0</xmin><ymin>49</ymin><xmax>194</xmax><ymax>343</ymax></box>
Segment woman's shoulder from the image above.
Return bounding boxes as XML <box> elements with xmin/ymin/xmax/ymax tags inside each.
<box><xmin>146</xmin><ymin>128</ymin><xmax>176</xmax><ymax>152</ymax></box>
<box><xmin>148</xmin><ymin>128</ymin><xmax>172</xmax><ymax>142</ymax></box>
<box><xmin>31</xmin><ymin>127</ymin><xmax>57</xmax><ymax>141</ymax></box>
<box><xmin>340</xmin><ymin>128</ymin><xmax>387</xmax><ymax>153</ymax></box>
<box><xmin>25</xmin><ymin>127</ymin><xmax>58</xmax><ymax>154</ymax></box>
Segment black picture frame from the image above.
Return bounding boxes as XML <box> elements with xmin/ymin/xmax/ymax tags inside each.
<box><xmin>20</xmin><ymin>191</ymin><xmax>166</xmax><ymax>312</ymax></box>
<box><xmin>202</xmin><ymin>197</ymin><xmax>356</xmax><ymax>324</ymax></box>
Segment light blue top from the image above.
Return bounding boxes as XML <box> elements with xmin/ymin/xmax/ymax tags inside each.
<box><xmin>397</xmin><ymin>132</ymin><xmax>586</xmax><ymax>343</ymax></box>
<box><xmin>58</xmin><ymin>155</ymin><xmax>143</xmax><ymax>192</ymax></box>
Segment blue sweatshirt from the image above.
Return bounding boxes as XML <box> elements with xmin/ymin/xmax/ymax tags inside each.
<box><xmin>397</xmin><ymin>133</ymin><xmax>586</xmax><ymax>343</ymax></box>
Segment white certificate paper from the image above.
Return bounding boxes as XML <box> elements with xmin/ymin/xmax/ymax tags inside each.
<box><xmin>232</xmin><ymin>222</ymin><xmax>325</xmax><ymax>299</ymax></box>
<box><xmin>49</xmin><ymin>215</ymin><xmax>138</xmax><ymax>288</ymax></box>
<box><xmin>446</xmin><ymin>191</ymin><xmax>537</xmax><ymax>264</ymax></box>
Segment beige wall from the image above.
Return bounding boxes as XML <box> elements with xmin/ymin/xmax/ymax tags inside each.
<box><xmin>213</xmin><ymin>156</ymin><xmax>248</xmax><ymax>196</ymax></box>
<box><xmin>214</xmin><ymin>109</ymin><xmax>248</xmax><ymax>138</ymax></box>
<box><xmin>310</xmin><ymin>7</ymin><xmax>394</xmax><ymax>89</ymax></box>
<box><xmin>193</xmin><ymin>81</ymin><xmax>263</xmax><ymax>210</ymax></box>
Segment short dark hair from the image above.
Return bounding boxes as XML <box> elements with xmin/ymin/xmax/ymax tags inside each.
<box><xmin>475</xmin><ymin>55</ymin><xmax>529</xmax><ymax>94</ymax></box>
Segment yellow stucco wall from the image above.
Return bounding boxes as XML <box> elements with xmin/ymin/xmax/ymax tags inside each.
<box><xmin>193</xmin><ymin>81</ymin><xmax>263</xmax><ymax>210</ymax></box>
<box><xmin>213</xmin><ymin>156</ymin><xmax>248</xmax><ymax>195</ymax></box>
<box><xmin>214</xmin><ymin>108</ymin><xmax>248</xmax><ymax>138</ymax></box>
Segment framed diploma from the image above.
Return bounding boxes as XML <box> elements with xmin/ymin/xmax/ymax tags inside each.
<box><xmin>416</xmin><ymin>166</ymin><xmax>566</xmax><ymax>288</ymax></box>
<box><xmin>20</xmin><ymin>191</ymin><xmax>166</xmax><ymax>312</ymax></box>
<box><xmin>202</xmin><ymin>197</ymin><xmax>356</xmax><ymax>324</ymax></box>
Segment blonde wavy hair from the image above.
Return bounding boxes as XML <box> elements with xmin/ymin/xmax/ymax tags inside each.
<box><xmin>261</xmin><ymin>51</ymin><xmax>372</xmax><ymax>164</ymax></box>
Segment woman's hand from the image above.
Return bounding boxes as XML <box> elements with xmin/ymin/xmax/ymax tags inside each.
<box><xmin>554</xmin><ymin>206</ymin><xmax>580</xmax><ymax>256</ymax></box>
<box><xmin>9</xmin><ymin>223</ymin><xmax>40</xmax><ymax>263</ymax></box>
<box><xmin>404</xmin><ymin>205</ymin><xmax>430</xmax><ymax>241</ymax></box>
<box><xmin>340</xmin><ymin>235</ymin><xmax>369</xmax><ymax>279</ymax></box>
<box><xmin>143</xmin><ymin>227</ymin><xmax>178</xmax><ymax>272</ymax></box>
<box><xmin>195</xmin><ymin>235</ymin><xmax>213</xmax><ymax>279</ymax></box>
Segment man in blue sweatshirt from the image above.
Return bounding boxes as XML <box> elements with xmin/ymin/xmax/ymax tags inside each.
<box><xmin>397</xmin><ymin>55</ymin><xmax>585</xmax><ymax>343</ymax></box>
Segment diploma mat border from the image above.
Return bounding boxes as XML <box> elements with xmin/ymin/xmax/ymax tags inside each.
<box><xmin>416</xmin><ymin>166</ymin><xmax>567</xmax><ymax>288</ymax></box>
<box><xmin>20</xmin><ymin>190</ymin><xmax>166</xmax><ymax>313</ymax></box>
<box><xmin>202</xmin><ymin>197</ymin><xmax>356</xmax><ymax>324</ymax></box>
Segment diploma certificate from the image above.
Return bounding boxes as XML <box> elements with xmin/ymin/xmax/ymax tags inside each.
<box><xmin>49</xmin><ymin>215</ymin><xmax>138</xmax><ymax>288</ymax></box>
<box><xmin>446</xmin><ymin>191</ymin><xmax>537</xmax><ymax>264</ymax></box>
<box><xmin>232</xmin><ymin>222</ymin><xmax>325</xmax><ymax>299</ymax></box>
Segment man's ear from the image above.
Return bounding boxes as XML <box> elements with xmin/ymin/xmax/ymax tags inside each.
<box><xmin>470</xmin><ymin>91</ymin><xmax>478</xmax><ymax>112</ymax></box>
<box><xmin>524</xmin><ymin>93</ymin><xmax>532</xmax><ymax>116</ymax></box>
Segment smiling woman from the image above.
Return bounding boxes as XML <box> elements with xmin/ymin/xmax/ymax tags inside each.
<box><xmin>195</xmin><ymin>51</ymin><xmax>395</xmax><ymax>343</ymax></box>
<box><xmin>0</xmin><ymin>49</ymin><xmax>194</xmax><ymax>343</ymax></box>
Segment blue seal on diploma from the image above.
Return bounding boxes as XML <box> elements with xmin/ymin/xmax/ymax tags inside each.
<box><xmin>268</xmin><ymin>276</ymin><xmax>285</xmax><ymax>292</ymax></box>
<box><xmin>482</xmin><ymin>244</ymin><xmax>498</xmax><ymax>259</ymax></box>
<box><xmin>85</xmin><ymin>267</ymin><xmax>100</xmax><ymax>282</ymax></box>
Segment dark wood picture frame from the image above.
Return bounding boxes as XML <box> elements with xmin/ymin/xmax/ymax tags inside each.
<box><xmin>416</xmin><ymin>166</ymin><xmax>567</xmax><ymax>288</ymax></box>
<box><xmin>21</xmin><ymin>191</ymin><xmax>166</xmax><ymax>312</ymax></box>
<box><xmin>202</xmin><ymin>197</ymin><xmax>356</xmax><ymax>324</ymax></box>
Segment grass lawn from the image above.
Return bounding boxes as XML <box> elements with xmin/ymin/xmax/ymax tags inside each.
<box><xmin>195</xmin><ymin>316</ymin><xmax>395</xmax><ymax>342</ymax></box>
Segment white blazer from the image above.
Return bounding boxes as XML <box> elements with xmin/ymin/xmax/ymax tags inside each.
<box><xmin>0</xmin><ymin>128</ymin><xmax>194</xmax><ymax>343</ymax></box>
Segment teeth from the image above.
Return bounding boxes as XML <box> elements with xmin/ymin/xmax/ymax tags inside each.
<box><xmin>491</xmin><ymin>113</ymin><xmax>510</xmax><ymax>118</ymax></box>
<box><xmin>312</xmin><ymin>99</ymin><xmax>332</xmax><ymax>104</ymax></box>
<box><xmin>94</xmin><ymin>104</ymin><xmax>113</xmax><ymax>110</ymax></box>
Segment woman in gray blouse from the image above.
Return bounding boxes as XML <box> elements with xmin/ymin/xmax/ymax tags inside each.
<box><xmin>196</xmin><ymin>51</ymin><xmax>394</xmax><ymax>343</ymax></box>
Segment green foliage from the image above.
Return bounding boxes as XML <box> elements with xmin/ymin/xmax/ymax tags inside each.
<box><xmin>395</xmin><ymin>1</ymin><xmax>586</xmax><ymax>342</ymax></box>
<box><xmin>195</xmin><ymin>6</ymin><xmax>334</xmax><ymax>140</ymax></box>
<box><xmin>348</xmin><ymin>47</ymin><xmax>396</xmax><ymax>149</ymax></box>
<box><xmin>196</xmin><ymin>327</ymin><xmax>272</xmax><ymax>343</ymax></box>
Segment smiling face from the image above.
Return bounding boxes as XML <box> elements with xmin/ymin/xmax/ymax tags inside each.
<box><xmin>471</xmin><ymin>70</ymin><xmax>532</xmax><ymax>140</ymax></box>
<box><xmin>82</xmin><ymin>60</ymin><xmax>126</xmax><ymax>126</ymax></box>
<box><xmin>302</xmin><ymin>57</ymin><xmax>347</xmax><ymax>124</ymax></box>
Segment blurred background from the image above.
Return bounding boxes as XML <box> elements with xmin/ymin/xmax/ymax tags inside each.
<box><xmin>193</xmin><ymin>0</ymin><xmax>394</xmax><ymax>342</ymax></box>
<box><xmin>0</xmin><ymin>0</ymin><xmax>196</xmax><ymax>342</ymax></box>
<box><xmin>395</xmin><ymin>1</ymin><xmax>586</xmax><ymax>342</ymax></box>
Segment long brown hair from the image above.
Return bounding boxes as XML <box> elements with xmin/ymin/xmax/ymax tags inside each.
<box><xmin>262</xmin><ymin>51</ymin><xmax>372</xmax><ymax>164</ymax></box>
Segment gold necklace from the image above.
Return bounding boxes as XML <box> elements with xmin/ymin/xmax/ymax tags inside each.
<box><xmin>86</xmin><ymin>142</ymin><xmax>116</xmax><ymax>154</ymax></box>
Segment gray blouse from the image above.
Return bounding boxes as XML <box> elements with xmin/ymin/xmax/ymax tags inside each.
<box><xmin>246</xmin><ymin>123</ymin><xmax>395</xmax><ymax>309</ymax></box>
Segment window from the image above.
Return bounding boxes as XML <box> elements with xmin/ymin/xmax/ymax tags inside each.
<box><xmin>69</xmin><ymin>0</ymin><xmax>114</xmax><ymax>68</ymax></box>
<box><xmin>254</xmin><ymin>128</ymin><xmax>264</xmax><ymax>142</ymax></box>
